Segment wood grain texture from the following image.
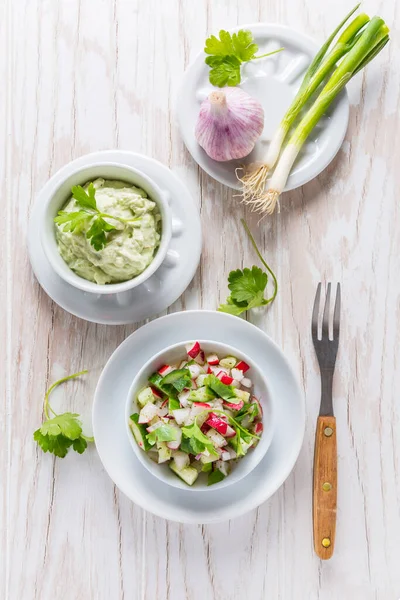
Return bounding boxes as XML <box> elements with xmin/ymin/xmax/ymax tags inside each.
<box><xmin>2</xmin><ymin>0</ymin><xmax>400</xmax><ymax>599</ymax></box>
<box><xmin>313</xmin><ymin>415</ymin><xmax>337</xmax><ymax>560</ymax></box>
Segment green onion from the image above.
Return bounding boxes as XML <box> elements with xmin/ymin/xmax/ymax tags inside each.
<box><xmin>239</xmin><ymin>8</ymin><xmax>389</xmax><ymax>215</ymax></box>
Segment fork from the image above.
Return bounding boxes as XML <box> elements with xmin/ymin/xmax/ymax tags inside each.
<box><xmin>311</xmin><ymin>282</ymin><xmax>341</xmax><ymax>560</ymax></box>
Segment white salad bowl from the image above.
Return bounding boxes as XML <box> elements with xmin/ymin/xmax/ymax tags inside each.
<box><xmin>40</xmin><ymin>162</ymin><xmax>172</xmax><ymax>295</ymax></box>
<box><xmin>125</xmin><ymin>340</ymin><xmax>275</xmax><ymax>492</ymax></box>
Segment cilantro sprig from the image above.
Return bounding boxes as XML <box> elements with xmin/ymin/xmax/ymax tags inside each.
<box><xmin>55</xmin><ymin>183</ymin><xmax>141</xmax><ymax>251</ymax></box>
<box><xmin>218</xmin><ymin>219</ymin><xmax>278</xmax><ymax>316</ymax></box>
<box><xmin>181</xmin><ymin>421</ymin><xmax>219</xmax><ymax>457</ymax></box>
<box><xmin>204</xmin><ymin>29</ymin><xmax>283</xmax><ymax>87</ymax></box>
<box><xmin>33</xmin><ymin>370</ymin><xmax>93</xmax><ymax>458</ymax></box>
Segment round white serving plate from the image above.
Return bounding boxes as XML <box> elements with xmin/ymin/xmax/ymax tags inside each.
<box><xmin>177</xmin><ymin>23</ymin><xmax>349</xmax><ymax>191</ymax></box>
<box><xmin>27</xmin><ymin>151</ymin><xmax>202</xmax><ymax>325</ymax></box>
<box><xmin>92</xmin><ymin>311</ymin><xmax>305</xmax><ymax>524</ymax></box>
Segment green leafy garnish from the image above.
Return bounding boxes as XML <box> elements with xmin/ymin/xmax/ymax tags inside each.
<box><xmin>55</xmin><ymin>183</ymin><xmax>140</xmax><ymax>251</ymax></box>
<box><xmin>204</xmin><ymin>374</ymin><xmax>234</xmax><ymax>401</ymax></box>
<box><xmin>33</xmin><ymin>371</ymin><xmax>93</xmax><ymax>458</ymax></box>
<box><xmin>146</xmin><ymin>424</ymin><xmax>177</xmax><ymax>446</ymax></box>
<box><xmin>204</xmin><ymin>29</ymin><xmax>283</xmax><ymax>87</ymax></box>
<box><xmin>218</xmin><ymin>219</ymin><xmax>278</xmax><ymax>316</ymax></box>
<box><xmin>181</xmin><ymin>421</ymin><xmax>219</xmax><ymax>457</ymax></box>
<box><xmin>168</xmin><ymin>398</ymin><xmax>181</xmax><ymax>412</ymax></box>
<box><xmin>208</xmin><ymin>469</ymin><xmax>225</xmax><ymax>486</ymax></box>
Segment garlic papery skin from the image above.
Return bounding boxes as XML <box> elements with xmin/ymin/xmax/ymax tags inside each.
<box><xmin>195</xmin><ymin>88</ymin><xmax>264</xmax><ymax>162</ymax></box>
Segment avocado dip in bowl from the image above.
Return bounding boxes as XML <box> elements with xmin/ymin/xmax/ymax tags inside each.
<box><xmin>40</xmin><ymin>162</ymin><xmax>172</xmax><ymax>294</ymax></box>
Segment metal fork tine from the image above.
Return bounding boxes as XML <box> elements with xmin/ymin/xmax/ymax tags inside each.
<box><xmin>312</xmin><ymin>283</ymin><xmax>322</xmax><ymax>341</ymax></box>
<box><xmin>333</xmin><ymin>283</ymin><xmax>341</xmax><ymax>339</ymax></box>
<box><xmin>322</xmin><ymin>283</ymin><xmax>331</xmax><ymax>339</ymax></box>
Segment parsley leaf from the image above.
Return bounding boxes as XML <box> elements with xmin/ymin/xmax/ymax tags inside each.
<box><xmin>86</xmin><ymin>216</ymin><xmax>116</xmax><ymax>251</ymax></box>
<box><xmin>218</xmin><ymin>220</ymin><xmax>278</xmax><ymax>316</ymax></box>
<box><xmin>146</xmin><ymin>424</ymin><xmax>177</xmax><ymax>446</ymax></box>
<box><xmin>71</xmin><ymin>183</ymin><xmax>97</xmax><ymax>210</ymax></box>
<box><xmin>208</xmin><ymin>468</ymin><xmax>225</xmax><ymax>486</ymax></box>
<box><xmin>204</xmin><ymin>374</ymin><xmax>235</xmax><ymax>401</ymax></box>
<box><xmin>33</xmin><ymin>371</ymin><xmax>93</xmax><ymax>459</ymax></box>
<box><xmin>181</xmin><ymin>422</ymin><xmax>218</xmax><ymax>457</ymax></box>
<box><xmin>204</xmin><ymin>29</ymin><xmax>283</xmax><ymax>87</ymax></box>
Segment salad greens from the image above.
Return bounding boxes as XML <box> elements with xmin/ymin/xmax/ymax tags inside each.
<box><xmin>204</xmin><ymin>29</ymin><xmax>283</xmax><ymax>87</ymax></box>
<box><xmin>218</xmin><ymin>219</ymin><xmax>278</xmax><ymax>316</ymax></box>
<box><xmin>34</xmin><ymin>370</ymin><xmax>93</xmax><ymax>458</ymax></box>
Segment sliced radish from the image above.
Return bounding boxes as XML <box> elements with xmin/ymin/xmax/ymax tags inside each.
<box><xmin>218</xmin><ymin>372</ymin><xmax>233</xmax><ymax>385</ymax></box>
<box><xmin>200</xmin><ymin>423</ymin><xmax>210</xmax><ymax>434</ymax></box>
<box><xmin>224</xmin><ymin>446</ymin><xmax>237</xmax><ymax>460</ymax></box>
<box><xmin>194</xmin><ymin>350</ymin><xmax>205</xmax><ymax>365</ymax></box>
<box><xmin>166</xmin><ymin>425</ymin><xmax>182</xmax><ymax>450</ymax></box>
<box><xmin>254</xmin><ymin>422</ymin><xmax>264</xmax><ymax>435</ymax></box>
<box><xmin>186</xmin><ymin>341</ymin><xmax>201</xmax><ymax>359</ymax></box>
<box><xmin>192</xmin><ymin>402</ymin><xmax>211</xmax><ymax>408</ymax></box>
<box><xmin>235</xmin><ymin>360</ymin><xmax>250</xmax><ymax>373</ymax></box>
<box><xmin>231</xmin><ymin>379</ymin><xmax>240</xmax><ymax>388</ymax></box>
<box><xmin>138</xmin><ymin>403</ymin><xmax>159</xmax><ymax>424</ymax></box>
<box><xmin>146</xmin><ymin>420</ymin><xmax>163</xmax><ymax>433</ymax></box>
<box><xmin>151</xmin><ymin>387</ymin><xmax>164</xmax><ymax>399</ymax></box>
<box><xmin>205</xmin><ymin>413</ymin><xmax>228</xmax><ymax>435</ymax></box>
<box><xmin>231</xmin><ymin>368</ymin><xmax>244</xmax><ymax>382</ymax></box>
<box><xmin>178</xmin><ymin>390</ymin><xmax>191</xmax><ymax>407</ymax></box>
<box><xmin>158</xmin><ymin>364</ymin><xmax>173</xmax><ymax>377</ymax></box>
<box><xmin>224</xmin><ymin>425</ymin><xmax>236</xmax><ymax>438</ymax></box>
<box><xmin>160</xmin><ymin>398</ymin><xmax>168</xmax><ymax>408</ymax></box>
<box><xmin>220</xmin><ymin>449</ymin><xmax>231</xmax><ymax>461</ymax></box>
<box><xmin>206</xmin><ymin>429</ymin><xmax>227</xmax><ymax>448</ymax></box>
<box><xmin>179</xmin><ymin>360</ymin><xmax>188</xmax><ymax>369</ymax></box>
<box><xmin>207</xmin><ymin>366</ymin><xmax>213</xmax><ymax>374</ymax></box>
<box><xmin>196</xmin><ymin>373</ymin><xmax>208</xmax><ymax>387</ymax></box>
<box><xmin>172</xmin><ymin>408</ymin><xmax>190</xmax><ymax>425</ymax></box>
<box><xmin>206</xmin><ymin>354</ymin><xmax>219</xmax><ymax>365</ymax></box>
<box><xmin>172</xmin><ymin>451</ymin><xmax>189</xmax><ymax>471</ymax></box>
<box><xmin>215</xmin><ymin>460</ymin><xmax>229</xmax><ymax>476</ymax></box>
<box><xmin>222</xmin><ymin>399</ymin><xmax>244</xmax><ymax>411</ymax></box>
<box><xmin>241</xmin><ymin>377</ymin><xmax>252</xmax><ymax>388</ymax></box>
<box><xmin>188</xmin><ymin>363</ymin><xmax>202</xmax><ymax>379</ymax></box>
<box><xmin>158</xmin><ymin>406</ymin><xmax>169</xmax><ymax>417</ymax></box>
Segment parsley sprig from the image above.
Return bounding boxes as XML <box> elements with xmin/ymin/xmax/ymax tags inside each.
<box><xmin>33</xmin><ymin>370</ymin><xmax>94</xmax><ymax>458</ymax></box>
<box><xmin>204</xmin><ymin>29</ymin><xmax>283</xmax><ymax>87</ymax></box>
<box><xmin>55</xmin><ymin>183</ymin><xmax>141</xmax><ymax>251</ymax></box>
<box><xmin>218</xmin><ymin>219</ymin><xmax>278</xmax><ymax>316</ymax></box>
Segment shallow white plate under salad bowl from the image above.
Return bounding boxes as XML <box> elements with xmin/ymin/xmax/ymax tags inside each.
<box><xmin>93</xmin><ymin>311</ymin><xmax>305</xmax><ymax>523</ymax></box>
<box><xmin>177</xmin><ymin>23</ymin><xmax>349</xmax><ymax>192</ymax></box>
<box><xmin>125</xmin><ymin>339</ymin><xmax>275</xmax><ymax>491</ymax></box>
<box><xmin>28</xmin><ymin>151</ymin><xmax>202</xmax><ymax>325</ymax></box>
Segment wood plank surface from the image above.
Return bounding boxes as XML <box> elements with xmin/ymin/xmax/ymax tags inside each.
<box><xmin>2</xmin><ymin>0</ymin><xmax>400</xmax><ymax>598</ymax></box>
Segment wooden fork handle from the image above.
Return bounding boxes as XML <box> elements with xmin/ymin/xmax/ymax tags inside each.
<box><xmin>313</xmin><ymin>415</ymin><xmax>337</xmax><ymax>559</ymax></box>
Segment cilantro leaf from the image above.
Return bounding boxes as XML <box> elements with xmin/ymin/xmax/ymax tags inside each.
<box><xmin>54</xmin><ymin>211</ymin><xmax>92</xmax><ymax>234</ymax></box>
<box><xmin>218</xmin><ymin>220</ymin><xmax>278</xmax><ymax>317</ymax></box>
<box><xmin>146</xmin><ymin>424</ymin><xmax>177</xmax><ymax>446</ymax></box>
<box><xmin>71</xmin><ymin>183</ymin><xmax>97</xmax><ymax>210</ymax></box>
<box><xmin>181</xmin><ymin>422</ymin><xmax>218</xmax><ymax>457</ymax></box>
<box><xmin>208</xmin><ymin>469</ymin><xmax>225</xmax><ymax>486</ymax></box>
<box><xmin>204</xmin><ymin>374</ymin><xmax>235</xmax><ymax>400</ymax></box>
<box><xmin>205</xmin><ymin>55</ymin><xmax>241</xmax><ymax>87</ymax></box>
<box><xmin>33</xmin><ymin>370</ymin><xmax>93</xmax><ymax>459</ymax></box>
<box><xmin>86</xmin><ymin>216</ymin><xmax>116</xmax><ymax>251</ymax></box>
<box><xmin>204</xmin><ymin>29</ymin><xmax>283</xmax><ymax>86</ymax></box>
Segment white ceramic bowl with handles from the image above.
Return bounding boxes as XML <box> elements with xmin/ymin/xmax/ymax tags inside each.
<box><xmin>125</xmin><ymin>340</ymin><xmax>275</xmax><ymax>491</ymax></box>
<box><xmin>40</xmin><ymin>162</ymin><xmax>172</xmax><ymax>294</ymax></box>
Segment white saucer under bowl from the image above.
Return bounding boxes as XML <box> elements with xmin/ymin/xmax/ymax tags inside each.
<box><xmin>92</xmin><ymin>310</ymin><xmax>305</xmax><ymax>524</ymax></box>
<box><xmin>27</xmin><ymin>151</ymin><xmax>202</xmax><ymax>324</ymax></box>
<box><xmin>177</xmin><ymin>23</ymin><xmax>349</xmax><ymax>192</ymax></box>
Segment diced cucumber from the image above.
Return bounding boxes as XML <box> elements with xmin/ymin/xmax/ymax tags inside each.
<box><xmin>157</xmin><ymin>442</ymin><xmax>171</xmax><ymax>463</ymax></box>
<box><xmin>129</xmin><ymin>413</ymin><xmax>151</xmax><ymax>451</ymax></box>
<box><xmin>162</xmin><ymin>368</ymin><xmax>191</xmax><ymax>385</ymax></box>
<box><xmin>148</xmin><ymin>372</ymin><xmax>177</xmax><ymax>398</ymax></box>
<box><xmin>188</xmin><ymin>386</ymin><xmax>216</xmax><ymax>402</ymax></box>
<box><xmin>137</xmin><ymin>386</ymin><xmax>156</xmax><ymax>408</ymax></box>
<box><xmin>196</xmin><ymin>373</ymin><xmax>208</xmax><ymax>387</ymax></box>
<box><xmin>169</xmin><ymin>462</ymin><xmax>199</xmax><ymax>486</ymax></box>
<box><xmin>171</xmin><ymin>451</ymin><xmax>190</xmax><ymax>471</ymax></box>
<box><xmin>219</xmin><ymin>356</ymin><xmax>237</xmax><ymax>369</ymax></box>
<box><xmin>233</xmin><ymin>388</ymin><xmax>250</xmax><ymax>403</ymax></box>
<box><xmin>199</xmin><ymin>452</ymin><xmax>218</xmax><ymax>464</ymax></box>
<box><xmin>168</xmin><ymin>397</ymin><xmax>180</xmax><ymax>412</ymax></box>
<box><xmin>201</xmin><ymin>461</ymin><xmax>212</xmax><ymax>473</ymax></box>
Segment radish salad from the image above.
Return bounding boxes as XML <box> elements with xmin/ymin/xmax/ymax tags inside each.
<box><xmin>129</xmin><ymin>342</ymin><xmax>264</xmax><ymax>486</ymax></box>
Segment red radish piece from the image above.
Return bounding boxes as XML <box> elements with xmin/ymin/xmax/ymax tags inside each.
<box><xmin>241</xmin><ymin>377</ymin><xmax>252</xmax><ymax>388</ymax></box>
<box><xmin>194</xmin><ymin>350</ymin><xmax>206</xmax><ymax>365</ymax></box>
<box><xmin>254</xmin><ymin>422</ymin><xmax>263</xmax><ymax>435</ymax></box>
<box><xmin>192</xmin><ymin>402</ymin><xmax>211</xmax><ymax>408</ymax></box>
<box><xmin>188</xmin><ymin>364</ymin><xmax>202</xmax><ymax>379</ymax></box>
<box><xmin>231</xmin><ymin>379</ymin><xmax>240</xmax><ymax>388</ymax></box>
<box><xmin>220</xmin><ymin>449</ymin><xmax>231</xmax><ymax>461</ymax></box>
<box><xmin>219</xmin><ymin>373</ymin><xmax>234</xmax><ymax>385</ymax></box>
<box><xmin>158</xmin><ymin>406</ymin><xmax>169</xmax><ymax>417</ymax></box>
<box><xmin>186</xmin><ymin>341</ymin><xmax>201</xmax><ymax>359</ymax></box>
<box><xmin>206</xmin><ymin>429</ymin><xmax>227</xmax><ymax>448</ymax></box>
<box><xmin>146</xmin><ymin>421</ymin><xmax>163</xmax><ymax>433</ymax></box>
<box><xmin>235</xmin><ymin>360</ymin><xmax>250</xmax><ymax>373</ymax></box>
<box><xmin>138</xmin><ymin>403</ymin><xmax>159</xmax><ymax>423</ymax></box>
<box><xmin>224</xmin><ymin>425</ymin><xmax>236</xmax><ymax>438</ymax></box>
<box><xmin>206</xmin><ymin>354</ymin><xmax>219</xmax><ymax>365</ymax></box>
<box><xmin>178</xmin><ymin>390</ymin><xmax>191</xmax><ymax>407</ymax></box>
<box><xmin>207</xmin><ymin>366</ymin><xmax>213</xmax><ymax>374</ymax></box>
<box><xmin>205</xmin><ymin>413</ymin><xmax>236</xmax><ymax>437</ymax></box>
<box><xmin>231</xmin><ymin>368</ymin><xmax>244</xmax><ymax>382</ymax></box>
<box><xmin>161</xmin><ymin>398</ymin><xmax>168</xmax><ymax>408</ymax></box>
<box><xmin>151</xmin><ymin>387</ymin><xmax>163</xmax><ymax>399</ymax></box>
<box><xmin>200</xmin><ymin>423</ymin><xmax>211</xmax><ymax>434</ymax></box>
<box><xmin>172</xmin><ymin>408</ymin><xmax>190</xmax><ymax>425</ymax></box>
<box><xmin>222</xmin><ymin>399</ymin><xmax>244</xmax><ymax>411</ymax></box>
<box><xmin>158</xmin><ymin>364</ymin><xmax>173</xmax><ymax>377</ymax></box>
<box><xmin>166</xmin><ymin>426</ymin><xmax>182</xmax><ymax>450</ymax></box>
<box><xmin>172</xmin><ymin>451</ymin><xmax>189</xmax><ymax>471</ymax></box>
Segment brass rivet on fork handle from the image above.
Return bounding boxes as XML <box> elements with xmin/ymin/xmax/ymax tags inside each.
<box><xmin>311</xmin><ymin>282</ymin><xmax>341</xmax><ymax>560</ymax></box>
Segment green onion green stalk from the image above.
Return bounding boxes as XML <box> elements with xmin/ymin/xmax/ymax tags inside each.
<box><xmin>240</xmin><ymin>6</ymin><xmax>389</xmax><ymax>215</ymax></box>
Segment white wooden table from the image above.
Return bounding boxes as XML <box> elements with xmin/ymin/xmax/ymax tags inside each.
<box><xmin>2</xmin><ymin>1</ymin><xmax>400</xmax><ymax>598</ymax></box>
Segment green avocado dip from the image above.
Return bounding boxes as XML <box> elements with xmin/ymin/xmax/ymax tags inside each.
<box><xmin>55</xmin><ymin>178</ymin><xmax>161</xmax><ymax>284</ymax></box>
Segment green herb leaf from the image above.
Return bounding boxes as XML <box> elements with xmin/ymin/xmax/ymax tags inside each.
<box><xmin>204</xmin><ymin>374</ymin><xmax>235</xmax><ymax>401</ymax></box>
<box><xmin>181</xmin><ymin>422</ymin><xmax>218</xmax><ymax>457</ymax></box>
<box><xmin>204</xmin><ymin>29</ymin><xmax>283</xmax><ymax>86</ymax></box>
<box><xmin>71</xmin><ymin>183</ymin><xmax>97</xmax><ymax>210</ymax></box>
<box><xmin>208</xmin><ymin>469</ymin><xmax>225</xmax><ymax>486</ymax></box>
<box><xmin>40</xmin><ymin>412</ymin><xmax>82</xmax><ymax>440</ymax></box>
<box><xmin>146</xmin><ymin>424</ymin><xmax>177</xmax><ymax>445</ymax></box>
<box><xmin>218</xmin><ymin>220</ymin><xmax>278</xmax><ymax>316</ymax></box>
<box><xmin>54</xmin><ymin>211</ymin><xmax>92</xmax><ymax>234</ymax></box>
<box><xmin>86</xmin><ymin>216</ymin><xmax>116</xmax><ymax>251</ymax></box>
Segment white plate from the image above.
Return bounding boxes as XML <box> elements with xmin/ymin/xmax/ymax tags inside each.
<box><xmin>177</xmin><ymin>23</ymin><xmax>349</xmax><ymax>191</ymax></box>
<box><xmin>27</xmin><ymin>151</ymin><xmax>202</xmax><ymax>324</ymax></box>
<box><xmin>92</xmin><ymin>311</ymin><xmax>305</xmax><ymax>523</ymax></box>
